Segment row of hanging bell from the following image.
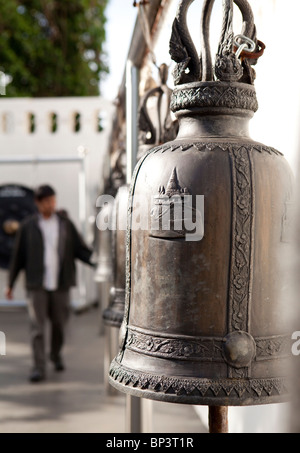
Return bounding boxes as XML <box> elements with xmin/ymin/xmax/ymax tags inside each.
<box><xmin>94</xmin><ymin>144</ymin><xmax>126</xmax><ymax>324</ymax></box>
<box><xmin>109</xmin><ymin>0</ymin><xmax>294</xmax><ymax>406</ymax></box>
<box><xmin>102</xmin><ymin>63</ymin><xmax>178</xmax><ymax>328</ymax></box>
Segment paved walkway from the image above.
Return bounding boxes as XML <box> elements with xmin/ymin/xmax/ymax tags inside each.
<box><xmin>0</xmin><ymin>305</ymin><xmax>207</xmax><ymax>434</ymax></box>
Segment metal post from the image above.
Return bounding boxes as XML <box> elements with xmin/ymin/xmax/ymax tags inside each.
<box><xmin>78</xmin><ymin>146</ymin><xmax>88</xmax><ymax>238</ymax></box>
<box><xmin>104</xmin><ymin>325</ymin><xmax>119</xmax><ymax>395</ymax></box>
<box><xmin>124</xmin><ymin>59</ymin><xmax>153</xmax><ymax>433</ymax></box>
<box><xmin>126</xmin><ymin>394</ymin><xmax>142</xmax><ymax>433</ymax></box>
<box><xmin>77</xmin><ymin>147</ymin><xmax>88</xmax><ymax>311</ymax></box>
<box><xmin>126</xmin><ymin>60</ymin><xmax>139</xmax><ymax>185</ymax></box>
<box><xmin>208</xmin><ymin>406</ymin><xmax>229</xmax><ymax>433</ymax></box>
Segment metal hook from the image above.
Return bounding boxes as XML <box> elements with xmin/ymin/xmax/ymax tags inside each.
<box><xmin>234</xmin><ymin>34</ymin><xmax>256</xmax><ymax>59</ymax></box>
<box><xmin>133</xmin><ymin>1</ymin><xmax>149</xmax><ymax>7</ymax></box>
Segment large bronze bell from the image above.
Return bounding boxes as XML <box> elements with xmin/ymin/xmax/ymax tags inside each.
<box><xmin>109</xmin><ymin>0</ymin><xmax>294</xmax><ymax>407</ymax></box>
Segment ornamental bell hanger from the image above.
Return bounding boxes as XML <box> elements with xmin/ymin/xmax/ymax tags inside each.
<box><xmin>109</xmin><ymin>0</ymin><xmax>293</xmax><ymax>411</ymax></box>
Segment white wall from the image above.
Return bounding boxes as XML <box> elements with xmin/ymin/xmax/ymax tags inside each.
<box><xmin>0</xmin><ymin>96</ymin><xmax>114</xmax><ymax>309</ymax></box>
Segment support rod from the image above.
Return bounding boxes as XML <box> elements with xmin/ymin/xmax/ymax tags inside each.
<box><xmin>208</xmin><ymin>406</ymin><xmax>229</xmax><ymax>433</ymax></box>
<box><xmin>124</xmin><ymin>59</ymin><xmax>153</xmax><ymax>434</ymax></box>
<box><xmin>125</xmin><ymin>59</ymin><xmax>142</xmax><ymax>434</ymax></box>
<box><xmin>126</xmin><ymin>60</ymin><xmax>139</xmax><ymax>185</ymax></box>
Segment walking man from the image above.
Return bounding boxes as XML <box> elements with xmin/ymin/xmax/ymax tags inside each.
<box><xmin>5</xmin><ymin>185</ymin><xmax>95</xmax><ymax>383</ymax></box>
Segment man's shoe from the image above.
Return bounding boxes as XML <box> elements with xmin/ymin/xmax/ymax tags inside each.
<box><xmin>50</xmin><ymin>354</ymin><xmax>65</xmax><ymax>372</ymax></box>
<box><xmin>54</xmin><ymin>358</ymin><xmax>65</xmax><ymax>372</ymax></box>
<box><xmin>29</xmin><ymin>369</ymin><xmax>45</xmax><ymax>383</ymax></box>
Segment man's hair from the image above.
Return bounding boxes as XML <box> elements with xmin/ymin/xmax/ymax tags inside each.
<box><xmin>34</xmin><ymin>185</ymin><xmax>56</xmax><ymax>201</ymax></box>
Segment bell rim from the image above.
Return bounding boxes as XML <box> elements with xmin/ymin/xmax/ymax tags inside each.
<box><xmin>109</xmin><ymin>359</ymin><xmax>290</xmax><ymax>407</ymax></box>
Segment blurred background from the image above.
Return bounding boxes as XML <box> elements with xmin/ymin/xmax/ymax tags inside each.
<box><xmin>0</xmin><ymin>0</ymin><xmax>300</xmax><ymax>434</ymax></box>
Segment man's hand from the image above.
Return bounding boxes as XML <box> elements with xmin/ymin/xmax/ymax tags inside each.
<box><xmin>5</xmin><ymin>287</ymin><xmax>13</xmax><ymax>300</ymax></box>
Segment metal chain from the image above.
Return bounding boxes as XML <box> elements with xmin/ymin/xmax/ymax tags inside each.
<box><xmin>234</xmin><ymin>34</ymin><xmax>256</xmax><ymax>59</ymax></box>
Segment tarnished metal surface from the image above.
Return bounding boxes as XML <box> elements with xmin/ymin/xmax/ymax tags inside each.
<box><xmin>102</xmin><ymin>184</ymin><xmax>128</xmax><ymax>327</ymax></box>
<box><xmin>109</xmin><ymin>0</ymin><xmax>293</xmax><ymax>406</ymax></box>
<box><xmin>94</xmin><ymin>199</ymin><xmax>114</xmax><ymax>285</ymax></box>
<box><xmin>96</xmin><ymin>146</ymin><xmax>126</xmax><ymax>328</ymax></box>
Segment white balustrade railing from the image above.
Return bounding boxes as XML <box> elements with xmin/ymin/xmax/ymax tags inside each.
<box><xmin>0</xmin><ymin>97</ymin><xmax>113</xmax><ymax>137</ymax></box>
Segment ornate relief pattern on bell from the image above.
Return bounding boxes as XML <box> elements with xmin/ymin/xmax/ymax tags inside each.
<box><xmin>109</xmin><ymin>0</ymin><xmax>294</xmax><ymax>406</ymax></box>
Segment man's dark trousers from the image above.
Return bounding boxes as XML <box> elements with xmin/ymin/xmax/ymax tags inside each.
<box><xmin>27</xmin><ymin>289</ymin><xmax>70</xmax><ymax>373</ymax></box>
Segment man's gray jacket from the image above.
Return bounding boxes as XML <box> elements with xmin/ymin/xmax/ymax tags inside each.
<box><xmin>8</xmin><ymin>212</ymin><xmax>94</xmax><ymax>290</ymax></box>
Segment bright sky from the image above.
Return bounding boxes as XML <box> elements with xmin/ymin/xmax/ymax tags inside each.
<box><xmin>101</xmin><ymin>0</ymin><xmax>138</xmax><ymax>100</ymax></box>
<box><xmin>100</xmin><ymin>0</ymin><xmax>223</xmax><ymax>101</ymax></box>
<box><xmin>100</xmin><ymin>0</ymin><xmax>300</xmax><ymax>168</ymax></box>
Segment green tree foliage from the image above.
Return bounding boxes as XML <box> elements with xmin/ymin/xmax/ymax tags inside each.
<box><xmin>0</xmin><ymin>0</ymin><xmax>109</xmax><ymax>96</ymax></box>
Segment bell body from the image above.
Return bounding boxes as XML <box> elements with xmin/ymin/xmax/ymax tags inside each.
<box><xmin>94</xmin><ymin>200</ymin><xmax>114</xmax><ymax>284</ymax></box>
<box><xmin>109</xmin><ymin>81</ymin><xmax>293</xmax><ymax>405</ymax></box>
<box><xmin>103</xmin><ymin>184</ymin><xmax>129</xmax><ymax>327</ymax></box>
